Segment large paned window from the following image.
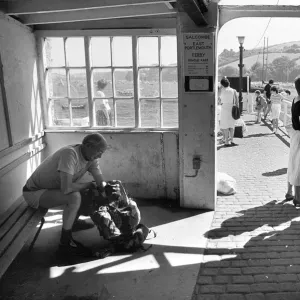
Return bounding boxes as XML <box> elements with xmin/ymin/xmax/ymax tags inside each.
<box><xmin>41</xmin><ymin>32</ymin><xmax>178</xmax><ymax>129</ymax></box>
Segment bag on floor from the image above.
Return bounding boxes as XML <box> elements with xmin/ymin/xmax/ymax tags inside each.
<box><xmin>85</xmin><ymin>181</ymin><xmax>156</xmax><ymax>257</ymax></box>
<box><xmin>217</xmin><ymin>172</ymin><xmax>237</xmax><ymax>195</ymax></box>
<box><xmin>234</xmin><ymin>126</ymin><xmax>243</xmax><ymax>138</ymax></box>
<box><xmin>234</xmin><ymin>118</ymin><xmax>247</xmax><ymax>138</ymax></box>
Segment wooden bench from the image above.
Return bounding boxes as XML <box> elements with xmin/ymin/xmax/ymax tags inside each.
<box><xmin>0</xmin><ymin>196</ymin><xmax>47</xmax><ymax>278</ymax></box>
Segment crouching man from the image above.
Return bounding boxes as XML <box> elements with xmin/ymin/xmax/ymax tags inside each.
<box><xmin>23</xmin><ymin>133</ymin><xmax>111</xmax><ymax>255</ymax></box>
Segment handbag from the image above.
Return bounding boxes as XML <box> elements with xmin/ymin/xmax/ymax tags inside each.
<box><xmin>232</xmin><ymin>90</ymin><xmax>240</xmax><ymax>120</ymax></box>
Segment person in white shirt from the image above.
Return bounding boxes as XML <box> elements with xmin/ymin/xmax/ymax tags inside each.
<box><xmin>270</xmin><ymin>85</ymin><xmax>284</xmax><ymax>133</ymax></box>
<box><xmin>23</xmin><ymin>133</ymin><xmax>117</xmax><ymax>256</ymax></box>
<box><xmin>95</xmin><ymin>79</ymin><xmax>112</xmax><ymax>126</ymax></box>
<box><xmin>219</xmin><ymin>77</ymin><xmax>239</xmax><ymax>147</ymax></box>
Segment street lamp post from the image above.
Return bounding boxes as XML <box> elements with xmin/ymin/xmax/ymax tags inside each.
<box><xmin>237</xmin><ymin>36</ymin><xmax>245</xmax><ymax>115</ymax></box>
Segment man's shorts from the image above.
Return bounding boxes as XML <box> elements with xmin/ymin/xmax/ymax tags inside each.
<box><xmin>22</xmin><ymin>185</ymin><xmax>47</xmax><ymax>209</ymax></box>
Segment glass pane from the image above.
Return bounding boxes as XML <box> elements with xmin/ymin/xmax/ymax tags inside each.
<box><xmin>66</xmin><ymin>37</ymin><xmax>85</xmax><ymax>67</ymax></box>
<box><xmin>45</xmin><ymin>38</ymin><xmax>65</xmax><ymax>67</ymax></box>
<box><xmin>91</xmin><ymin>37</ymin><xmax>111</xmax><ymax>67</ymax></box>
<box><xmin>116</xmin><ymin>99</ymin><xmax>135</xmax><ymax>127</ymax></box>
<box><xmin>92</xmin><ymin>69</ymin><xmax>113</xmax><ymax>97</ymax></box>
<box><xmin>115</xmin><ymin>69</ymin><xmax>133</xmax><ymax>98</ymax></box>
<box><xmin>162</xmin><ymin>99</ymin><xmax>178</xmax><ymax>127</ymax></box>
<box><xmin>161</xmin><ymin>36</ymin><xmax>177</xmax><ymax>66</ymax></box>
<box><xmin>51</xmin><ymin>99</ymin><xmax>70</xmax><ymax>126</ymax></box>
<box><xmin>69</xmin><ymin>69</ymin><xmax>87</xmax><ymax>98</ymax></box>
<box><xmin>161</xmin><ymin>68</ymin><xmax>178</xmax><ymax>98</ymax></box>
<box><xmin>140</xmin><ymin>99</ymin><xmax>160</xmax><ymax>128</ymax></box>
<box><xmin>139</xmin><ymin>68</ymin><xmax>159</xmax><ymax>98</ymax></box>
<box><xmin>112</xmin><ymin>37</ymin><xmax>132</xmax><ymax>66</ymax></box>
<box><xmin>47</xmin><ymin>69</ymin><xmax>67</xmax><ymax>98</ymax></box>
<box><xmin>138</xmin><ymin>37</ymin><xmax>158</xmax><ymax>66</ymax></box>
<box><xmin>72</xmin><ymin>99</ymin><xmax>89</xmax><ymax>127</ymax></box>
<box><xmin>95</xmin><ymin>99</ymin><xmax>114</xmax><ymax>126</ymax></box>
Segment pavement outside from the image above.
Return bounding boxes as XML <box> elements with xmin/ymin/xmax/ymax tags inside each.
<box><xmin>193</xmin><ymin>113</ymin><xmax>300</xmax><ymax>300</ymax></box>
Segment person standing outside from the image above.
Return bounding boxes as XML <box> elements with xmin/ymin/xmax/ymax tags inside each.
<box><xmin>22</xmin><ymin>133</ymin><xmax>114</xmax><ymax>255</ymax></box>
<box><xmin>263</xmin><ymin>79</ymin><xmax>274</xmax><ymax>120</ymax></box>
<box><xmin>254</xmin><ymin>90</ymin><xmax>266</xmax><ymax>124</ymax></box>
<box><xmin>287</xmin><ymin>76</ymin><xmax>300</xmax><ymax>206</ymax></box>
<box><xmin>219</xmin><ymin>77</ymin><xmax>238</xmax><ymax>147</ymax></box>
<box><xmin>95</xmin><ymin>79</ymin><xmax>112</xmax><ymax>126</ymax></box>
<box><xmin>270</xmin><ymin>86</ymin><xmax>284</xmax><ymax>133</ymax></box>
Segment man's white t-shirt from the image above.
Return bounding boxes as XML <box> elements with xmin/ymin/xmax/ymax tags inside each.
<box><xmin>26</xmin><ymin>144</ymin><xmax>101</xmax><ymax>190</ymax></box>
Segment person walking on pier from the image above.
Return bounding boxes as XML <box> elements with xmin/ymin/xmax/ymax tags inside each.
<box><xmin>270</xmin><ymin>86</ymin><xmax>283</xmax><ymax>134</ymax></box>
<box><xmin>254</xmin><ymin>90</ymin><xmax>266</xmax><ymax>124</ymax></box>
<box><xmin>263</xmin><ymin>79</ymin><xmax>274</xmax><ymax>120</ymax></box>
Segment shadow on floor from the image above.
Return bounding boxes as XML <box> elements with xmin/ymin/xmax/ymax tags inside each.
<box><xmin>261</xmin><ymin>120</ymin><xmax>290</xmax><ymax>147</ymax></box>
<box><xmin>0</xmin><ymin>200</ymin><xmax>214</xmax><ymax>300</ymax></box>
<box><xmin>192</xmin><ymin>200</ymin><xmax>300</xmax><ymax>298</ymax></box>
<box><xmin>262</xmin><ymin>168</ymin><xmax>287</xmax><ymax>177</ymax></box>
<box><xmin>244</xmin><ymin>133</ymin><xmax>274</xmax><ymax>138</ymax></box>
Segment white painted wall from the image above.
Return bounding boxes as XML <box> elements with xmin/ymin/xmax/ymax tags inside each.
<box><xmin>44</xmin><ymin>131</ymin><xmax>179</xmax><ymax>201</ymax></box>
<box><xmin>177</xmin><ymin>4</ymin><xmax>218</xmax><ymax>209</ymax></box>
<box><xmin>0</xmin><ymin>14</ymin><xmax>43</xmax><ymax>213</ymax></box>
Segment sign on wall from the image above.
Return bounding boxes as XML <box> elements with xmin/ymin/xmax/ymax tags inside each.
<box><xmin>183</xmin><ymin>33</ymin><xmax>214</xmax><ymax>92</ymax></box>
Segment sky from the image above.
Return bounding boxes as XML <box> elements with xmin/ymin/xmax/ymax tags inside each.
<box><xmin>218</xmin><ymin>0</ymin><xmax>300</xmax><ymax>54</ymax></box>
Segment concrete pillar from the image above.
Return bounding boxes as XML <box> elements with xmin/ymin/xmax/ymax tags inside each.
<box><xmin>177</xmin><ymin>3</ymin><xmax>218</xmax><ymax>209</ymax></box>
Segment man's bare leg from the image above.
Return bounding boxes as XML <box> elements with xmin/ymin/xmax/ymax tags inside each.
<box><xmin>39</xmin><ymin>190</ymin><xmax>81</xmax><ymax>230</ymax></box>
<box><xmin>39</xmin><ymin>190</ymin><xmax>90</xmax><ymax>254</ymax></box>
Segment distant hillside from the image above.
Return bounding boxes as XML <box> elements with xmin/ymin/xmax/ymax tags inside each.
<box><xmin>267</xmin><ymin>40</ymin><xmax>300</xmax><ymax>52</ymax></box>
<box><xmin>219</xmin><ymin>40</ymin><xmax>300</xmax><ymax>68</ymax></box>
<box><xmin>221</xmin><ymin>52</ymin><xmax>300</xmax><ymax>70</ymax></box>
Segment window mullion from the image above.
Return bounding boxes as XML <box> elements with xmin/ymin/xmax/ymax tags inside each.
<box><xmin>110</xmin><ymin>36</ymin><xmax>116</xmax><ymax>126</ymax></box>
<box><xmin>158</xmin><ymin>36</ymin><xmax>163</xmax><ymax>127</ymax></box>
<box><xmin>84</xmin><ymin>36</ymin><xmax>93</xmax><ymax>127</ymax></box>
<box><xmin>132</xmin><ymin>36</ymin><xmax>139</xmax><ymax>128</ymax></box>
<box><xmin>64</xmin><ymin>37</ymin><xmax>72</xmax><ymax>126</ymax></box>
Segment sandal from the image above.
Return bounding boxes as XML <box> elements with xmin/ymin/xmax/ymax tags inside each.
<box><xmin>293</xmin><ymin>199</ymin><xmax>300</xmax><ymax>207</ymax></box>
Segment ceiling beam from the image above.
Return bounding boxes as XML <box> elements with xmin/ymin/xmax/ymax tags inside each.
<box><xmin>20</xmin><ymin>3</ymin><xmax>176</xmax><ymax>25</ymax></box>
<box><xmin>220</xmin><ymin>5</ymin><xmax>300</xmax><ymax>28</ymax></box>
<box><xmin>177</xmin><ymin>0</ymin><xmax>208</xmax><ymax>26</ymax></box>
<box><xmin>33</xmin><ymin>16</ymin><xmax>177</xmax><ymax>30</ymax></box>
<box><xmin>2</xmin><ymin>0</ymin><xmax>176</xmax><ymax>15</ymax></box>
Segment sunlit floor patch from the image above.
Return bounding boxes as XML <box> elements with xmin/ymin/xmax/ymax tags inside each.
<box><xmin>96</xmin><ymin>254</ymin><xmax>160</xmax><ymax>274</ymax></box>
<box><xmin>147</xmin><ymin>212</ymin><xmax>214</xmax><ymax>248</ymax></box>
<box><xmin>163</xmin><ymin>252</ymin><xmax>204</xmax><ymax>267</ymax></box>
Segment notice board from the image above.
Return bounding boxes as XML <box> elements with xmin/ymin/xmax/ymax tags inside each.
<box><xmin>183</xmin><ymin>33</ymin><xmax>214</xmax><ymax>92</ymax></box>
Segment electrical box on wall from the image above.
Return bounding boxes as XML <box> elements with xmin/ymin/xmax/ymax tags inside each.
<box><xmin>193</xmin><ymin>155</ymin><xmax>201</xmax><ymax>170</ymax></box>
<box><xmin>183</xmin><ymin>32</ymin><xmax>214</xmax><ymax>92</ymax></box>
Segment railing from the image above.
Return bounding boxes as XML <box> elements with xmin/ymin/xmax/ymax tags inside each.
<box><xmin>280</xmin><ymin>100</ymin><xmax>292</xmax><ymax>129</ymax></box>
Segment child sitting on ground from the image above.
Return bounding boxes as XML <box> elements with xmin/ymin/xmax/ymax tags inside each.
<box><xmin>254</xmin><ymin>90</ymin><xmax>266</xmax><ymax>123</ymax></box>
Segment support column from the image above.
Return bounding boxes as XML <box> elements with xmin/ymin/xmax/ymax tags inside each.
<box><xmin>177</xmin><ymin>3</ymin><xmax>218</xmax><ymax>209</ymax></box>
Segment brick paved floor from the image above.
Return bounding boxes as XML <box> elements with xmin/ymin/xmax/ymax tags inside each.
<box><xmin>192</xmin><ymin>114</ymin><xmax>300</xmax><ymax>300</ymax></box>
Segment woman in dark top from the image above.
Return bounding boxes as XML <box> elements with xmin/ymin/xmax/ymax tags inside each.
<box><xmin>287</xmin><ymin>76</ymin><xmax>300</xmax><ymax>206</ymax></box>
<box><xmin>263</xmin><ymin>79</ymin><xmax>274</xmax><ymax>120</ymax></box>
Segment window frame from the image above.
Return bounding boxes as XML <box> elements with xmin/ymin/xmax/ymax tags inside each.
<box><xmin>35</xmin><ymin>29</ymin><xmax>178</xmax><ymax>132</ymax></box>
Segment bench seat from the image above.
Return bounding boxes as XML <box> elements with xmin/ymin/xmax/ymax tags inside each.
<box><xmin>0</xmin><ymin>197</ymin><xmax>47</xmax><ymax>278</ymax></box>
